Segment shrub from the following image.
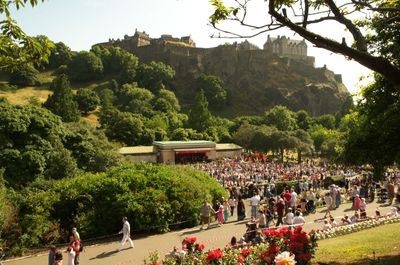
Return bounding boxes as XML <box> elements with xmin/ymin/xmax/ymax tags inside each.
<box><xmin>9</xmin><ymin>65</ymin><xmax>40</xmax><ymax>87</ymax></box>
<box><xmin>8</xmin><ymin>163</ymin><xmax>227</xmax><ymax>254</ymax></box>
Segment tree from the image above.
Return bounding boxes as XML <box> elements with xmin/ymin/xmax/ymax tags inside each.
<box><xmin>341</xmin><ymin>75</ymin><xmax>400</xmax><ymax>179</ymax></box>
<box><xmin>209</xmin><ymin>0</ymin><xmax>400</xmax><ymax>86</ymax></box>
<box><xmin>308</xmin><ymin>124</ymin><xmax>329</xmax><ymax>155</ymax></box>
<box><xmin>116</xmin><ymin>84</ymin><xmax>154</xmax><ymax>116</ymax></box>
<box><xmin>48</xmin><ymin>42</ymin><xmax>73</xmax><ymax>69</ymax></box>
<box><xmin>91</xmin><ymin>45</ymin><xmax>139</xmax><ymax>84</ymax></box>
<box><xmin>75</xmin><ymin>88</ymin><xmax>100</xmax><ymax>114</ymax></box>
<box><xmin>264</xmin><ymin>105</ymin><xmax>297</xmax><ymax>131</ymax></box>
<box><xmin>154</xmin><ymin>89</ymin><xmax>181</xmax><ymax>112</ymax></box>
<box><xmin>68</xmin><ymin>51</ymin><xmax>103</xmax><ymax>82</ymax></box>
<box><xmin>197</xmin><ymin>74</ymin><xmax>228</xmax><ymax>109</ymax></box>
<box><xmin>233</xmin><ymin>123</ymin><xmax>257</xmax><ymax>149</ymax></box>
<box><xmin>295</xmin><ymin>110</ymin><xmax>313</xmax><ymax>131</ymax></box>
<box><xmin>249</xmin><ymin>125</ymin><xmax>278</xmax><ymax>152</ymax></box>
<box><xmin>0</xmin><ymin>101</ymin><xmax>77</xmax><ymax>186</ymax></box>
<box><xmin>0</xmin><ymin>1</ymin><xmax>53</xmax><ymax>71</ymax></box>
<box><xmin>103</xmin><ymin>111</ymin><xmax>144</xmax><ymax>146</ymax></box>
<box><xmin>44</xmin><ymin>74</ymin><xmax>80</xmax><ymax>122</ymax></box>
<box><xmin>188</xmin><ymin>90</ymin><xmax>212</xmax><ymax>132</ymax></box>
<box><xmin>292</xmin><ymin>129</ymin><xmax>314</xmax><ymax>163</ymax></box>
<box><xmin>136</xmin><ymin>61</ymin><xmax>175</xmax><ymax>92</ymax></box>
<box><xmin>9</xmin><ymin>65</ymin><xmax>40</xmax><ymax>86</ymax></box>
<box><xmin>64</xmin><ymin>122</ymin><xmax>121</xmax><ymax>172</ymax></box>
<box><xmin>316</xmin><ymin>114</ymin><xmax>336</xmax><ymax>129</ymax></box>
<box><xmin>270</xmin><ymin>130</ymin><xmax>298</xmax><ymax>162</ymax></box>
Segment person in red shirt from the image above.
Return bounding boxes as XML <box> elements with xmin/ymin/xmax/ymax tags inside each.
<box><xmin>283</xmin><ymin>190</ymin><xmax>292</xmax><ymax>214</ymax></box>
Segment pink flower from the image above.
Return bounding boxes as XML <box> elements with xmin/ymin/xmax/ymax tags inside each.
<box><xmin>274</xmin><ymin>251</ymin><xmax>296</xmax><ymax>265</ymax></box>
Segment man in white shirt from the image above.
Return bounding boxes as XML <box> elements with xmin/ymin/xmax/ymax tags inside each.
<box><xmin>293</xmin><ymin>211</ymin><xmax>305</xmax><ymax>226</ymax></box>
<box><xmin>290</xmin><ymin>189</ymin><xmax>298</xmax><ymax>209</ymax></box>
<box><xmin>284</xmin><ymin>208</ymin><xmax>295</xmax><ymax>225</ymax></box>
<box><xmin>118</xmin><ymin>217</ymin><xmax>134</xmax><ymax>251</ymax></box>
<box><xmin>250</xmin><ymin>193</ymin><xmax>261</xmax><ymax>218</ymax></box>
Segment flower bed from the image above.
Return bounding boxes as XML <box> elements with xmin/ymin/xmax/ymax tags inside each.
<box><xmin>143</xmin><ymin>226</ymin><xmax>317</xmax><ymax>265</ymax></box>
<box><xmin>312</xmin><ymin>215</ymin><xmax>400</xmax><ymax>240</ymax></box>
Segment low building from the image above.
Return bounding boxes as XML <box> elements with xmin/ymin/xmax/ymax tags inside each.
<box><xmin>119</xmin><ymin>141</ymin><xmax>242</xmax><ymax>164</ymax></box>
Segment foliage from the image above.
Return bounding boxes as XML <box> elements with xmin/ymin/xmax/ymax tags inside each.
<box><xmin>264</xmin><ymin>105</ymin><xmax>297</xmax><ymax>131</ymax></box>
<box><xmin>315</xmin><ymin>114</ymin><xmax>336</xmax><ymax>130</ymax></box>
<box><xmin>9</xmin><ymin>65</ymin><xmax>40</xmax><ymax>86</ymax></box>
<box><xmin>67</xmin><ymin>51</ymin><xmax>103</xmax><ymax>82</ymax></box>
<box><xmin>47</xmin><ymin>42</ymin><xmax>73</xmax><ymax>69</ymax></box>
<box><xmin>116</xmin><ymin>83</ymin><xmax>154</xmax><ymax>116</ymax></box>
<box><xmin>136</xmin><ymin>61</ymin><xmax>175</xmax><ymax>92</ymax></box>
<box><xmin>64</xmin><ymin>122</ymin><xmax>121</xmax><ymax>172</ymax></box>
<box><xmin>0</xmin><ymin>100</ymin><xmax>119</xmax><ymax>187</ymax></box>
<box><xmin>75</xmin><ymin>88</ymin><xmax>100</xmax><ymax>114</ymax></box>
<box><xmin>196</xmin><ymin>74</ymin><xmax>228</xmax><ymax>109</ymax></box>
<box><xmin>91</xmin><ymin>45</ymin><xmax>139</xmax><ymax>84</ymax></box>
<box><xmin>7</xmin><ymin>163</ymin><xmax>227</xmax><ymax>253</ymax></box>
<box><xmin>101</xmin><ymin>110</ymin><xmax>145</xmax><ymax>146</ymax></box>
<box><xmin>0</xmin><ymin>100</ymin><xmax>73</xmax><ymax>186</ymax></box>
<box><xmin>341</xmin><ymin>75</ymin><xmax>400</xmax><ymax>179</ymax></box>
<box><xmin>295</xmin><ymin>110</ymin><xmax>314</xmax><ymax>131</ymax></box>
<box><xmin>0</xmin><ymin>1</ymin><xmax>53</xmax><ymax>71</ymax></box>
<box><xmin>188</xmin><ymin>90</ymin><xmax>212</xmax><ymax>132</ymax></box>
<box><xmin>44</xmin><ymin>74</ymin><xmax>80</xmax><ymax>122</ymax></box>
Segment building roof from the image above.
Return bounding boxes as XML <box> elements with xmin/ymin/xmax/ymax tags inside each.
<box><xmin>216</xmin><ymin>143</ymin><xmax>242</xmax><ymax>151</ymax></box>
<box><xmin>153</xmin><ymin>140</ymin><xmax>216</xmax><ymax>149</ymax></box>
<box><xmin>119</xmin><ymin>146</ymin><xmax>154</xmax><ymax>155</ymax></box>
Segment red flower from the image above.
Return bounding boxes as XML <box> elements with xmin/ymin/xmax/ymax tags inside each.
<box><xmin>237</xmin><ymin>255</ymin><xmax>245</xmax><ymax>264</ymax></box>
<box><xmin>289</xmin><ymin>242</ymin><xmax>304</xmax><ymax>251</ymax></box>
<box><xmin>268</xmin><ymin>244</ymin><xmax>280</xmax><ymax>254</ymax></box>
<box><xmin>184</xmin><ymin>237</ymin><xmax>197</xmax><ymax>244</ymax></box>
<box><xmin>196</xmin><ymin>243</ymin><xmax>205</xmax><ymax>251</ymax></box>
<box><xmin>299</xmin><ymin>252</ymin><xmax>312</xmax><ymax>261</ymax></box>
<box><xmin>241</xmin><ymin>248</ymin><xmax>252</xmax><ymax>257</ymax></box>
<box><xmin>206</xmin><ymin>249</ymin><xmax>224</xmax><ymax>262</ymax></box>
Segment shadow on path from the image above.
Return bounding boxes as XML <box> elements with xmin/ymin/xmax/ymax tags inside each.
<box><xmin>89</xmin><ymin>248</ymin><xmax>130</xmax><ymax>260</ymax></box>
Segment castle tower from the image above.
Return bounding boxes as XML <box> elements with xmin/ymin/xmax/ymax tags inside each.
<box><xmin>132</xmin><ymin>30</ymin><xmax>151</xmax><ymax>47</ymax></box>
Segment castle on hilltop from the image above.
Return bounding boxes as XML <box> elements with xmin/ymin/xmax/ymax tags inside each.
<box><xmin>264</xmin><ymin>35</ymin><xmax>308</xmax><ymax>59</ymax></box>
<box><xmin>100</xmin><ymin>30</ymin><xmax>314</xmax><ymax>66</ymax></box>
<box><xmin>110</xmin><ymin>29</ymin><xmax>196</xmax><ymax>48</ymax></box>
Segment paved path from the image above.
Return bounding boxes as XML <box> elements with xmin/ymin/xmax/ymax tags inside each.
<box><xmin>4</xmin><ymin>199</ymin><xmax>395</xmax><ymax>265</ymax></box>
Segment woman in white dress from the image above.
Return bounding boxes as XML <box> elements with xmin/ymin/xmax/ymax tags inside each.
<box><xmin>67</xmin><ymin>235</ymin><xmax>76</xmax><ymax>265</ymax></box>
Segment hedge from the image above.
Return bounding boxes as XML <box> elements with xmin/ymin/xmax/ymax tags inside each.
<box><xmin>6</xmin><ymin>163</ymin><xmax>227</xmax><ymax>255</ymax></box>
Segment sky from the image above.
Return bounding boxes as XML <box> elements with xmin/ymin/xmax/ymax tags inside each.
<box><xmin>11</xmin><ymin>0</ymin><xmax>371</xmax><ymax>94</ymax></box>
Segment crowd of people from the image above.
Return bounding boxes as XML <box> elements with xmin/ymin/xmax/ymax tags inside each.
<box><xmin>45</xmin><ymin>153</ymin><xmax>400</xmax><ymax>265</ymax></box>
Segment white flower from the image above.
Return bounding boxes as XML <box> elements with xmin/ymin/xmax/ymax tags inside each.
<box><xmin>274</xmin><ymin>251</ymin><xmax>296</xmax><ymax>265</ymax></box>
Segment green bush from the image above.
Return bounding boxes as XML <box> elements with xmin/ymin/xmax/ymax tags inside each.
<box><xmin>8</xmin><ymin>163</ymin><xmax>227</xmax><ymax>254</ymax></box>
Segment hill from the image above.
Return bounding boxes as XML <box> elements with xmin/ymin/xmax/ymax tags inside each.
<box><xmin>99</xmin><ymin>32</ymin><xmax>349</xmax><ymax>117</ymax></box>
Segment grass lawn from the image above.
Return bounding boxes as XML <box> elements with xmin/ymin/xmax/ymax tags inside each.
<box><xmin>314</xmin><ymin>222</ymin><xmax>400</xmax><ymax>265</ymax></box>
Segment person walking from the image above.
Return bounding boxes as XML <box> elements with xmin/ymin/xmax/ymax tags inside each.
<box><xmin>200</xmin><ymin>200</ymin><xmax>214</xmax><ymax>229</ymax></box>
<box><xmin>228</xmin><ymin>196</ymin><xmax>236</xmax><ymax>216</ymax></box>
<box><xmin>250</xmin><ymin>192</ymin><xmax>261</xmax><ymax>218</ymax></box>
<box><xmin>67</xmin><ymin>235</ymin><xmax>76</xmax><ymax>265</ymax></box>
<box><xmin>223</xmin><ymin>200</ymin><xmax>229</xmax><ymax>223</ymax></box>
<box><xmin>118</xmin><ymin>217</ymin><xmax>134</xmax><ymax>251</ymax></box>
<box><xmin>71</xmin><ymin>228</ymin><xmax>80</xmax><ymax>265</ymax></box>
<box><xmin>237</xmin><ymin>197</ymin><xmax>246</xmax><ymax>221</ymax></box>
<box><xmin>276</xmin><ymin>198</ymin><xmax>285</xmax><ymax>226</ymax></box>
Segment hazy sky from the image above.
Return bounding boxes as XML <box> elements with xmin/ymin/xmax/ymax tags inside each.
<box><xmin>12</xmin><ymin>0</ymin><xmax>371</xmax><ymax>93</ymax></box>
